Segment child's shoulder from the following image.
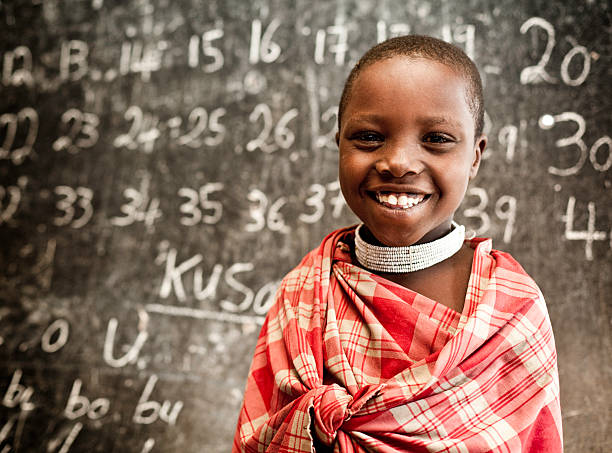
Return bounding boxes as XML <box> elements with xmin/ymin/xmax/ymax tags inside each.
<box><xmin>469</xmin><ymin>237</ymin><xmax>546</xmax><ymax>309</ymax></box>
<box><xmin>279</xmin><ymin>226</ymin><xmax>354</xmax><ymax>293</ymax></box>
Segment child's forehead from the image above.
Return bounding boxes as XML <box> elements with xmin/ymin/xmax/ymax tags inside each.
<box><xmin>359</xmin><ymin>55</ymin><xmax>461</xmax><ymax>83</ymax></box>
<box><xmin>343</xmin><ymin>56</ymin><xmax>475</xmax><ymax>128</ymax></box>
<box><xmin>350</xmin><ymin>57</ymin><xmax>468</xmax><ymax>100</ymax></box>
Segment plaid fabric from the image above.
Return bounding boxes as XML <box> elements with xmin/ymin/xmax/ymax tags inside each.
<box><xmin>233</xmin><ymin>227</ymin><xmax>562</xmax><ymax>452</ymax></box>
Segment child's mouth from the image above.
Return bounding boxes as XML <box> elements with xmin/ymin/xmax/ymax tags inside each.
<box><xmin>374</xmin><ymin>192</ymin><xmax>429</xmax><ymax>210</ymax></box>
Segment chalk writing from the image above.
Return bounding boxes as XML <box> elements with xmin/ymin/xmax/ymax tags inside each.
<box><xmin>2</xmin><ymin>370</ymin><xmax>35</xmax><ymax>411</ymax></box>
<box><xmin>245</xmin><ymin>189</ymin><xmax>289</xmax><ymax>233</ymax></box>
<box><xmin>482</xmin><ymin>119</ymin><xmax>527</xmax><ymax>163</ymax></box>
<box><xmin>103</xmin><ymin>316</ymin><xmax>149</xmax><ymax>368</ymax></box>
<box><xmin>561</xmin><ymin>196</ymin><xmax>607</xmax><ymax>260</ymax></box>
<box><xmin>520</xmin><ymin>17</ymin><xmax>592</xmax><ymax>86</ymax></box>
<box><xmin>158</xmin><ymin>247</ymin><xmax>204</xmax><ymax>302</ymax></box>
<box><xmin>2</xmin><ymin>46</ymin><xmax>34</xmax><ymax>87</ymax></box>
<box><xmin>188</xmin><ymin>28</ymin><xmax>224</xmax><ymax>72</ymax></box>
<box><xmin>314</xmin><ymin>24</ymin><xmax>348</xmax><ymax>66</ymax></box>
<box><xmin>52</xmin><ymin>109</ymin><xmax>100</xmax><ymax>154</ymax></box>
<box><xmin>53</xmin><ymin>186</ymin><xmax>94</xmax><ymax>228</ymax></box>
<box><xmin>41</xmin><ymin>319</ymin><xmax>69</xmax><ymax>353</ymax></box>
<box><xmin>251</xmin><ymin>280</ymin><xmax>278</xmax><ymax>315</ymax></box>
<box><xmin>560</xmin><ymin>44</ymin><xmax>591</xmax><ymax>86</ymax></box>
<box><xmin>111</xmin><ymin>172</ymin><xmax>161</xmax><ymax>228</ymax></box>
<box><xmin>113</xmin><ymin>106</ymin><xmax>161</xmax><ymax>153</ymax></box>
<box><xmin>156</xmin><ymin>244</ymin><xmax>279</xmax><ymax>317</ymax></box>
<box><xmin>218</xmin><ymin>263</ymin><xmax>256</xmax><ymax>313</ymax></box>
<box><xmin>249</xmin><ymin>19</ymin><xmax>282</xmax><ymax>64</ymax></box>
<box><xmin>119</xmin><ymin>40</ymin><xmax>166</xmax><ymax>81</ymax></box>
<box><xmin>539</xmin><ymin>112</ymin><xmax>610</xmax><ymax>176</ymax></box>
<box><xmin>0</xmin><ymin>107</ymin><xmax>38</xmax><ymax>165</ymax></box>
<box><xmin>246</xmin><ymin>104</ymin><xmax>298</xmax><ymax>153</ymax></box>
<box><xmin>64</xmin><ymin>379</ymin><xmax>110</xmax><ymax>420</ymax></box>
<box><xmin>60</xmin><ymin>40</ymin><xmax>89</xmax><ymax>82</ymax></box>
<box><xmin>589</xmin><ymin>136</ymin><xmax>612</xmax><ymax>172</ymax></box>
<box><xmin>376</xmin><ymin>21</ymin><xmax>411</xmax><ymax>44</ymax></box>
<box><xmin>314</xmin><ymin>106</ymin><xmax>338</xmax><ymax>149</ymax></box>
<box><xmin>178</xmin><ymin>182</ymin><xmax>224</xmax><ymax>226</ymax></box>
<box><xmin>174</xmin><ymin>106</ymin><xmax>226</xmax><ymax>148</ymax></box>
<box><xmin>462</xmin><ymin>187</ymin><xmax>517</xmax><ymax>243</ymax></box>
<box><xmin>47</xmin><ymin>422</ymin><xmax>83</xmax><ymax>453</ymax></box>
<box><xmin>140</xmin><ymin>438</ymin><xmax>155</xmax><ymax>453</ymax></box>
<box><xmin>30</xmin><ymin>238</ymin><xmax>56</xmax><ymax>292</ymax></box>
<box><xmin>299</xmin><ymin>180</ymin><xmax>345</xmax><ymax>224</ymax></box>
<box><xmin>146</xmin><ymin>303</ymin><xmax>265</xmax><ymax>325</ymax></box>
<box><xmin>441</xmin><ymin>24</ymin><xmax>476</xmax><ymax>60</ymax></box>
<box><xmin>520</xmin><ymin>17</ymin><xmax>556</xmax><ymax>84</ymax></box>
<box><xmin>133</xmin><ymin>374</ymin><xmax>183</xmax><ymax>426</ymax></box>
<box><xmin>0</xmin><ymin>177</ymin><xmax>27</xmax><ymax>225</ymax></box>
<box><xmin>0</xmin><ymin>415</ymin><xmax>19</xmax><ymax>450</ymax></box>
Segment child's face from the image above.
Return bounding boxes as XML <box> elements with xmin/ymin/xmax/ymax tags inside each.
<box><xmin>337</xmin><ymin>56</ymin><xmax>486</xmax><ymax>247</ymax></box>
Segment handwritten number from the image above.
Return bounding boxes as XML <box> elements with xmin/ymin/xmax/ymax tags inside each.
<box><xmin>113</xmin><ymin>106</ymin><xmax>159</xmax><ymax>153</ymax></box>
<box><xmin>562</xmin><ymin>197</ymin><xmax>606</xmax><ymax>260</ymax></box>
<box><xmin>53</xmin><ymin>186</ymin><xmax>93</xmax><ymax>228</ymax></box>
<box><xmin>494</xmin><ymin>195</ymin><xmax>517</xmax><ymax>243</ymax></box>
<box><xmin>315</xmin><ymin>107</ymin><xmax>338</xmax><ymax>149</ymax></box>
<box><xmin>114</xmin><ymin>106</ymin><xmax>143</xmax><ymax>149</ymax></box>
<box><xmin>111</xmin><ymin>174</ymin><xmax>161</xmax><ymax>227</ymax></box>
<box><xmin>245</xmin><ymin>189</ymin><xmax>267</xmax><ymax>232</ymax></box>
<box><xmin>176</xmin><ymin>107</ymin><xmax>226</xmax><ymax>148</ymax></box>
<box><xmin>249</xmin><ymin>19</ymin><xmax>281</xmax><ymax>64</ymax></box>
<box><xmin>539</xmin><ymin>112</ymin><xmax>587</xmax><ymax>176</ymax></box>
<box><xmin>521</xmin><ymin>17</ymin><xmax>591</xmax><ymax>86</ymax></box>
<box><xmin>178</xmin><ymin>183</ymin><xmax>224</xmax><ymax>226</ymax></box>
<box><xmin>246</xmin><ymin>105</ymin><xmax>298</xmax><ymax>153</ymax></box>
<box><xmin>177</xmin><ymin>108</ymin><xmax>208</xmax><ymax>147</ymax></box>
<box><xmin>560</xmin><ymin>45</ymin><xmax>591</xmax><ymax>87</ymax></box>
<box><xmin>245</xmin><ymin>189</ymin><xmax>288</xmax><ymax>233</ymax></box>
<box><xmin>0</xmin><ymin>179</ymin><xmax>26</xmax><ymax>224</ymax></box>
<box><xmin>246</xmin><ymin>104</ymin><xmax>274</xmax><ymax>152</ymax></box>
<box><xmin>520</xmin><ymin>17</ymin><xmax>557</xmax><ymax>84</ymax></box>
<box><xmin>274</xmin><ymin>108</ymin><xmax>298</xmax><ymax>149</ymax></box>
<box><xmin>0</xmin><ymin>107</ymin><xmax>38</xmax><ymax>164</ymax></box>
<box><xmin>299</xmin><ymin>184</ymin><xmax>326</xmax><ymax>224</ymax></box>
<box><xmin>178</xmin><ymin>188</ymin><xmax>201</xmax><ymax>226</ymax></box>
<box><xmin>53</xmin><ymin>109</ymin><xmax>99</xmax><ymax>154</ymax></box>
<box><xmin>463</xmin><ymin>187</ymin><xmax>491</xmax><ymax>236</ymax></box>
<box><xmin>589</xmin><ymin>136</ymin><xmax>612</xmax><ymax>172</ymax></box>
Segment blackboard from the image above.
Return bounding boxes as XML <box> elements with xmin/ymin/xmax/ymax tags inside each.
<box><xmin>1</xmin><ymin>0</ymin><xmax>610</xmax><ymax>452</ymax></box>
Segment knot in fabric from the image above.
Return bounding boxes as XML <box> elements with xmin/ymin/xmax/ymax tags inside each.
<box><xmin>311</xmin><ymin>383</ymin><xmax>383</xmax><ymax>446</ymax></box>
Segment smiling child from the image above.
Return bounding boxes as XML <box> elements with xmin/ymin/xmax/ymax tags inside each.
<box><xmin>233</xmin><ymin>35</ymin><xmax>562</xmax><ymax>452</ymax></box>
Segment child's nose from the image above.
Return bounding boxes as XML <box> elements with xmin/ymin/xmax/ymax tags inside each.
<box><xmin>375</xmin><ymin>143</ymin><xmax>423</xmax><ymax>177</ymax></box>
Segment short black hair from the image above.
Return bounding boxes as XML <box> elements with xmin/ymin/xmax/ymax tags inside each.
<box><xmin>338</xmin><ymin>35</ymin><xmax>484</xmax><ymax>138</ymax></box>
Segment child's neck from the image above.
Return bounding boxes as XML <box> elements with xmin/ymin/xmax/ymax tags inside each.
<box><xmin>379</xmin><ymin>243</ymin><xmax>474</xmax><ymax>314</ymax></box>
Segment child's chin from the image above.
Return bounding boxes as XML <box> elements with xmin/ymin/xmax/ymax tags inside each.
<box><xmin>362</xmin><ymin>223</ymin><xmax>427</xmax><ymax>248</ymax></box>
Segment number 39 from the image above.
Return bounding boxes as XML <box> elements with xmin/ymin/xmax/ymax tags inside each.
<box><xmin>462</xmin><ymin>188</ymin><xmax>516</xmax><ymax>243</ymax></box>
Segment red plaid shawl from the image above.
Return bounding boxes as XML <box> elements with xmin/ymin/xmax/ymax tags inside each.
<box><xmin>233</xmin><ymin>227</ymin><xmax>562</xmax><ymax>452</ymax></box>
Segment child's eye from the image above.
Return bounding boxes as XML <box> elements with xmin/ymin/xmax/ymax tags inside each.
<box><xmin>423</xmin><ymin>133</ymin><xmax>454</xmax><ymax>144</ymax></box>
<box><xmin>352</xmin><ymin>131</ymin><xmax>384</xmax><ymax>143</ymax></box>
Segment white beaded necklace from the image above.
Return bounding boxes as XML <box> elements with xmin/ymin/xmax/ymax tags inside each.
<box><xmin>354</xmin><ymin>222</ymin><xmax>465</xmax><ymax>273</ymax></box>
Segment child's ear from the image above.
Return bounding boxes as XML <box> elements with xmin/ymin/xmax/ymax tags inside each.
<box><xmin>469</xmin><ymin>135</ymin><xmax>487</xmax><ymax>179</ymax></box>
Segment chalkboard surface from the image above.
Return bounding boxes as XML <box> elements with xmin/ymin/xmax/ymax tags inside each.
<box><xmin>1</xmin><ymin>0</ymin><xmax>610</xmax><ymax>452</ymax></box>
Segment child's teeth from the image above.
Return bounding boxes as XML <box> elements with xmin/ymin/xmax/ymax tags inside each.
<box><xmin>377</xmin><ymin>192</ymin><xmax>425</xmax><ymax>208</ymax></box>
